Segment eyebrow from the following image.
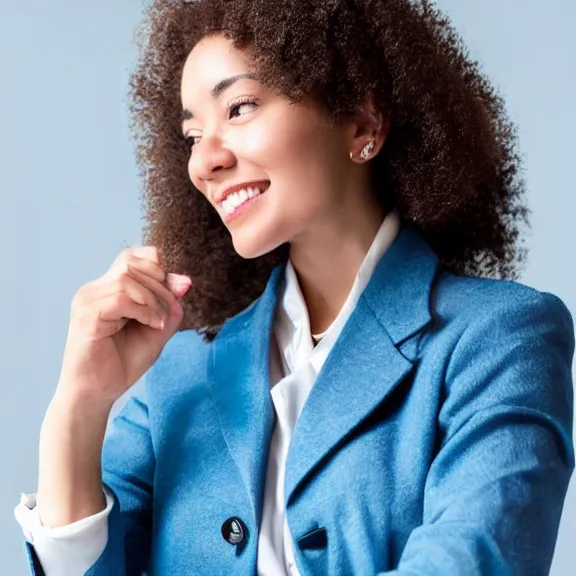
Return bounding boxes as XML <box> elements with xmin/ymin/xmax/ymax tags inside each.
<box><xmin>181</xmin><ymin>73</ymin><xmax>259</xmax><ymax>130</ymax></box>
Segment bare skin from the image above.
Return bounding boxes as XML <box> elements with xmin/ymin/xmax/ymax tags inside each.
<box><xmin>37</xmin><ymin>248</ymin><xmax>191</xmax><ymax>527</ymax></box>
<box><xmin>38</xmin><ymin>33</ymin><xmax>387</xmax><ymax>527</ymax></box>
<box><xmin>181</xmin><ymin>34</ymin><xmax>389</xmax><ymax>334</ymax></box>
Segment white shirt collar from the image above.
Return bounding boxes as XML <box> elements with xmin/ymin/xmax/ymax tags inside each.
<box><xmin>273</xmin><ymin>207</ymin><xmax>401</xmax><ymax>377</ymax></box>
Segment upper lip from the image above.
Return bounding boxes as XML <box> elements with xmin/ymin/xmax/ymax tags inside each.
<box><xmin>213</xmin><ymin>180</ymin><xmax>270</xmax><ymax>205</ymax></box>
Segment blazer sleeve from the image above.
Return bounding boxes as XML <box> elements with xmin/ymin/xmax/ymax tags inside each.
<box><xmin>17</xmin><ymin>487</ymin><xmax>113</xmax><ymax>575</ymax></box>
<box><xmin>381</xmin><ymin>290</ymin><xmax>575</xmax><ymax>576</ymax></box>
<box><xmin>24</xmin><ymin>376</ymin><xmax>157</xmax><ymax>576</ymax></box>
<box><xmin>87</xmin><ymin>380</ymin><xmax>155</xmax><ymax>575</ymax></box>
<box><xmin>25</xmin><ymin>379</ymin><xmax>155</xmax><ymax>576</ymax></box>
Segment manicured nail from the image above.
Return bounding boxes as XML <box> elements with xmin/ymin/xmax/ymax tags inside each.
<box><xmin>166</xmin><ymin>273</ymin><xmax>191</xmax><ymax>292</ymax></box>
<box><xmin>175</xmin><ymin>284</ymin><xmax>191</xmax><ymax>297</ymax></box>
<box><xmin>174</xmin><ymin>275</ymin><xmax>192</xmax><ymax>290</ymax></box>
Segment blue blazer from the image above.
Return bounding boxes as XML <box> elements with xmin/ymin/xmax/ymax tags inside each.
<box><xmin>26</xmin><ymin>224</ymin><xmax>574</xmax><ymax>575</ymax></box>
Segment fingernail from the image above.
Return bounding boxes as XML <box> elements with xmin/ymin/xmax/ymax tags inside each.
<box><xmin>175</xmin><ymin>276</ymin><xmax>192</xmax><ymax>289</ymax></box>
<box><xmin>175</xmin><ymin>284</ymin><xmax>191</xmax><ymax>297</ymax></box>
<box><xmin>168</xmin><ymin>273</ymin><xmax>191</xmax><ymax>285</ymax></box>
<box><xmin>166</xmin><ymin>273</ymin><xmax>192</xmax><ymax>297</ymax></box>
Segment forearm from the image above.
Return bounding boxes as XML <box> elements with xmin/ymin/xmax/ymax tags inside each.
<box><xmin>36</xmin><ymin>388</ymin><xmax>114</xmax><ymax>528</ymax></box>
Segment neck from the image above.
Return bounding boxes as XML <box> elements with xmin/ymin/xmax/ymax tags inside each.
<box><xmin>289</xmin><ymin>195</ymin><xmax>386</xmax><ymax>336</ymax></box>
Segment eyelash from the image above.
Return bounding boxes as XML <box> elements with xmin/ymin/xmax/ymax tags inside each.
<box><xmin>185</xmin><ymin>96</ymin><xmax>260</xmax><ymax>149</ymax></box>
<box><xmin>228</xmin><ymin>95</ymin><xmax>259</xmax><ymax>118</ymax></box>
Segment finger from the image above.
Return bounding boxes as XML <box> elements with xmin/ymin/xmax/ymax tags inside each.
<box><xmin>111</xmin><ymin>261</ymin><xmax>177</xmax><ymax>310</ymax></box>
<box><xmin>115</xmin><ymin>246</ymin><xmax>163</xmax><ymax>267</ymax></box>
<box><xmin>112</xmin><ymin>252</ymin><xmax>192</xmax><ymax>299</ymax></box>
<box><xmin>98</xmin><ymin>274</ymin><xmax>168</xmax><ymax>320</ymax></box>
<box><xmin>166</xmin><ymin>273</ymin><xmax>193</xmax><ymax>298</ymax></box>
<box><xmin>97</xmin><ymin>292</ymin><xmax>164</xmax><ymax>332</ymax></box>
<box><xmin>112</xmin><ymin>255</ymin><xmax>167</xmax><ymax>284</ymax></box>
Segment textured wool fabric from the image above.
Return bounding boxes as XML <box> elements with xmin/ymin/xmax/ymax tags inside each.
<box><xmin>24</xmin><ymin>223</ymin><xmax>575</xmax><ymax>575</ymax></box>
<box><xmin>258</xmin><ymin>208</ymin><xmax>401</xmax><ymax>575</ymax></box>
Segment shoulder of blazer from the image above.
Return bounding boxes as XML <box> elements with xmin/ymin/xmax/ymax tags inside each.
<box><xmin>431</xmin><ymin>269</ymin><xmax>573</xmax><ymax>331</ymax></box>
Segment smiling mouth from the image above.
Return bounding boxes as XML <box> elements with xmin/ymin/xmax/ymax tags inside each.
<box><xmin>219</xmin><ymin>182</ymin><xmax>270</xmax><ymax>217</ymax></box>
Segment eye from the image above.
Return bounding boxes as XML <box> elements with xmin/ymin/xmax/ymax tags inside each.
<box><xmin>228</xmin><ymin>96</ymin><xmax>259</xmax><ymax>119</ymax></box>
<box><xmin>183</xmin><ymin>96</ymin><xmax>259</xmax><ymax>151</ymax></box>
<box><xmin>184</xmin><ymin>135</ymin><xmax>201</xmax><ymax>149</ymax></box>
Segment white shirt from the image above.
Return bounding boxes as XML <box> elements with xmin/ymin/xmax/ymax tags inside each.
<box><xmin>14</xmin><ymin>208</ymin><xmax>401</xmax><ymax>576</ymax></box>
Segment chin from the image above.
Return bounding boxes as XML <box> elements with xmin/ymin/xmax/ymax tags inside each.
<box><xmin>229</xmin><ymin>226</ymin><xmax>286</xmax><ymax>260</ymax></box>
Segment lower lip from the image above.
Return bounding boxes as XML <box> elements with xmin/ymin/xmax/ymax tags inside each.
<box><xmin>222</xmin><ymin>190</ymin><xmax>267</xmax><ymax>222</ymax></box>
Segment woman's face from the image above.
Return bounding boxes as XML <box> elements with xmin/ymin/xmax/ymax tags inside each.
<box><xmin>181</xmin><ymin>34</ymin><xmax>359</xmax><ymax>259</ymax></box>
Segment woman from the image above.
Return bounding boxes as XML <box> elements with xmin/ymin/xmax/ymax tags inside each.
<box><xmin>15</xmin><ymin>0</ymin><xmax>574</xmax><ymax>574</ymax></box>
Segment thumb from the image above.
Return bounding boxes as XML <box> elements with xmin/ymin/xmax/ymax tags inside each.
<box><xmin>166</xmin><ymin>273</ymin><xmax>193</xmax><ymax>298</ymax></box>
<box><xmin>161</xmin><ymin>276</ymin><xmax>192</xmax><ymax>334</ymax></box>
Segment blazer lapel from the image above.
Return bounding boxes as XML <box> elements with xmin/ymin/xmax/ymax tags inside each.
<box><xmin>285</xmin><ymin>224</ymin><xmax>440</xmax><ymax>505</ymax></box>
<box><xmin>208</xmin><ymin>264</ymin><xmax>284</xmax><ymax>525</ymax></box>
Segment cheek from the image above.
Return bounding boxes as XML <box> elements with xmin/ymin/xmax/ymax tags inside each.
<box><xmin>187</xmin><ymin>154</ymin><xmax>208</xmax><ymax>197</ymax></box>
<box><xmin>187</xmin><ymin>154</ymin><xmax>196</xmax><ymax>183</ymax></box>
<box><xmin>245</xmin><ymin>118</ymin><xmax>338</xmax><ymax>211</ymax></box>
<box><xmin>234</xmin><ymin>109</ymin><xmax>323</xmax><ymax>167</ymax></box>
<box><xmin>234</xmin><ymin>122</ymin><xmax>271</xmax><ymax>157</ymax></box>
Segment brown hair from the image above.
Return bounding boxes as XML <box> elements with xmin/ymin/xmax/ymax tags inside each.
<box><xmin>129</xmin><ymin>0</ymin><xmax>529</xmax><ymax>341</ymax></box>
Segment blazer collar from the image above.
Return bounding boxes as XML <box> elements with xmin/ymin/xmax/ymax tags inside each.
<box><xmin>207</xmin><ymin>263</ymin><xmax>283</xmax><ymax>525</ymax></box>
<box><xmin>208</xmin><ymin>222</ymin><xmax>440</xmax><ymax>518</ymax></box>
<box><xmin>361</xmin><ymin>221</ymin><xmax>439</xmax><ymax>345</ymax></box>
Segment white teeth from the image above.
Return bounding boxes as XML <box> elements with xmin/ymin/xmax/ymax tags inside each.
<box><xmin>221</xmin><ymin>186</ymin><xmax>265</xmax><ymax>216</ymax></box>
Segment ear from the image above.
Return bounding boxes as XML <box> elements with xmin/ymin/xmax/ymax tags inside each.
<box><xmin>349</xmin><ymin>99</ymin><xmax>389</xmax><ymax>161</ymax></box>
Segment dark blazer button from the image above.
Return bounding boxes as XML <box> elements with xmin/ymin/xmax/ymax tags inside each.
<box><xmin>221</xmin><ymin>517</ymin><xmax>246</xmax><ymax>545</ymax></box>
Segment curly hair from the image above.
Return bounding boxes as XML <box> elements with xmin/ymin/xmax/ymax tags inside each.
<box><xmin>129</xmin><ymin>0</ymin><xmax>529</xmax><ymax>341</ymax></box>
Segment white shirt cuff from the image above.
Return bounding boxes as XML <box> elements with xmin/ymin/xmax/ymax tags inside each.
<box><xmin>14</xmin><ymin>487</ymin><xmax>114</xmax><ymax>575</ymax></box>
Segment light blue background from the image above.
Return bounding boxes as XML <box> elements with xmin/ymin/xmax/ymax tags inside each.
<box><xmin>0</xmin><ymin>1</ymin><xmax>574</xmax><ymax>573</ymax></box>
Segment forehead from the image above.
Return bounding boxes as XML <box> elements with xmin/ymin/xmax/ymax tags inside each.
<box><xmin>181</xmin><ymin>35</ymin><xmax>253</xmax><ymax>99</ymax></box>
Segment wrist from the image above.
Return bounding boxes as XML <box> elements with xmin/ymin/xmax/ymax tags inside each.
<box><xmin>51</xmin><ymin>383</ymin><xmax>116</xmax><ymax>417</ymax></box>
<box><xmin>41</xmin><ymin>389</ymin><xmax>113</xmax><ymax>449</ymax></box>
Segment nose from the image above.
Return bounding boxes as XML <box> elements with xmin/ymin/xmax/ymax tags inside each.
<box><xmin>189</xmin><ymin>133</ymin><xmax>236</xmax><ymax>185</ymax></box>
